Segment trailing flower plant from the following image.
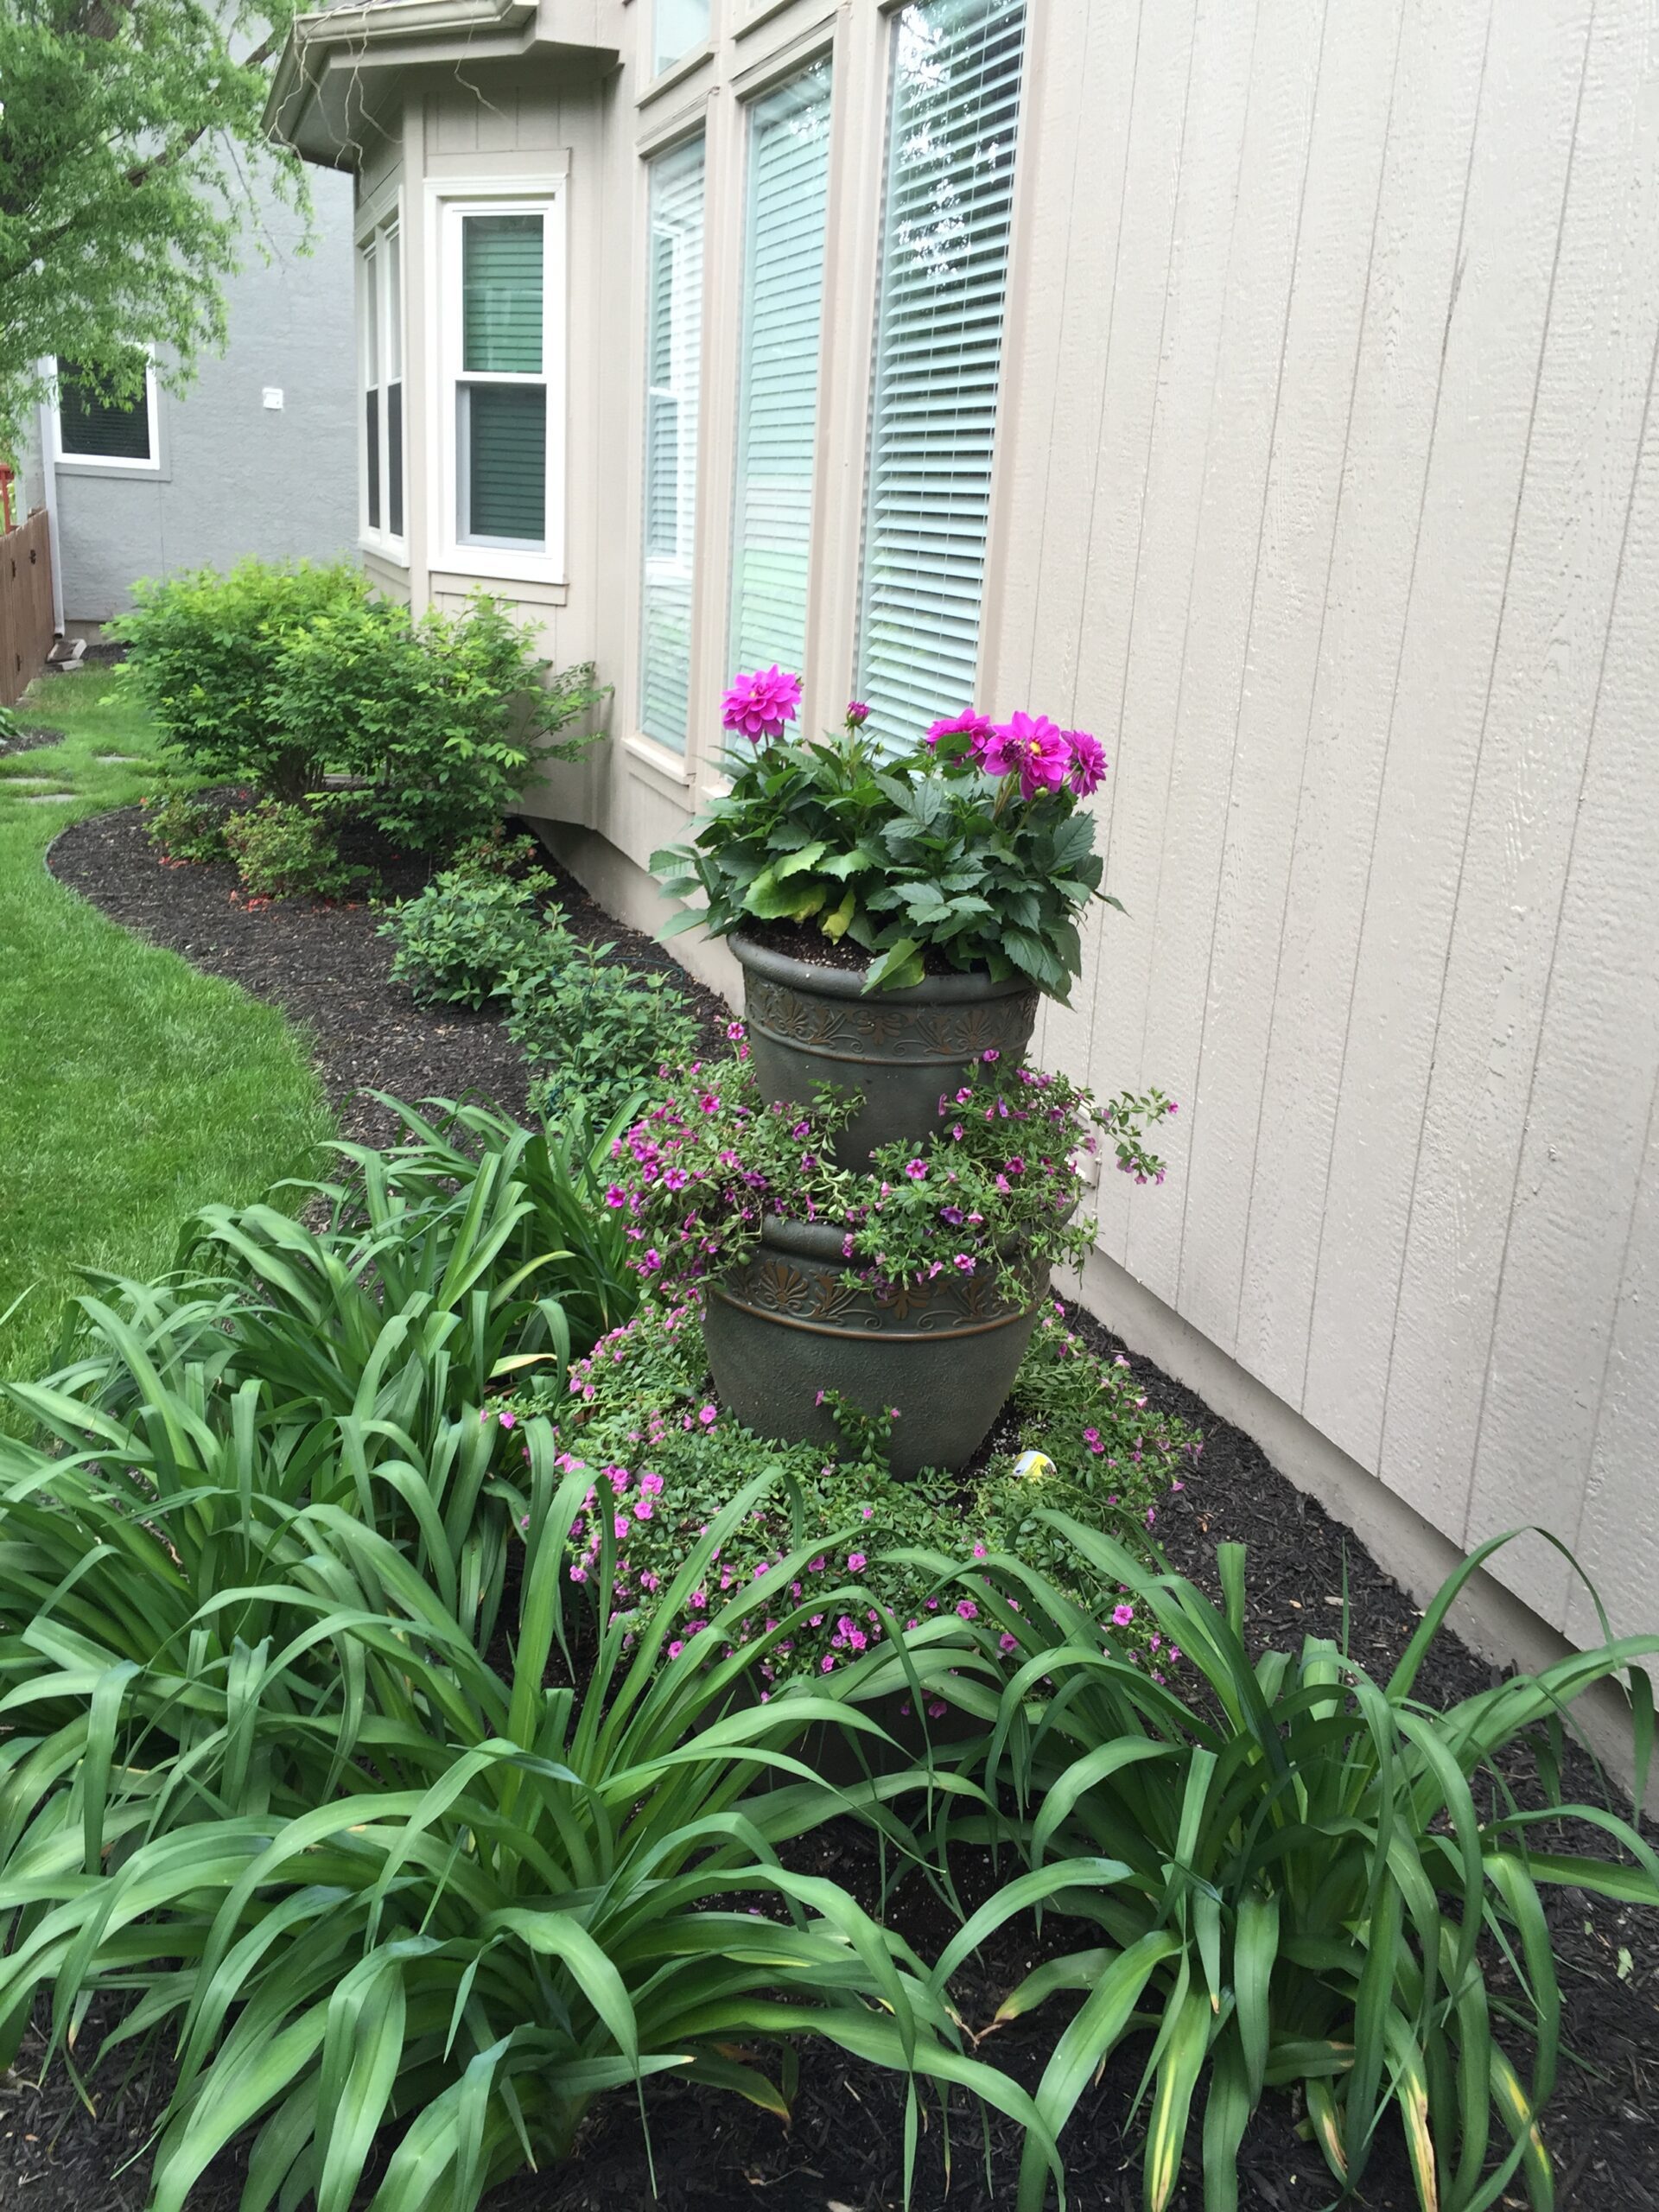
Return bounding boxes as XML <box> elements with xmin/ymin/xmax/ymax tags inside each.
<box><xmin>499</xmin><ymin>1300</ymin><xmax>1201</xmax><ymax>1694</ymax></box>
<box><xmin>652</xmin><ymin>670</ymin><xmax>1122</xmax><ymax>995</ymax></box>
<box><xmin>605</xmin><ymin>1032</ymin><xmax>1175</xmax><ymax>1306</ymax></box>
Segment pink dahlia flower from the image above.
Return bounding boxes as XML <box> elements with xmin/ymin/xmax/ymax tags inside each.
<box><xmin>925</xmin><ymin>708</ymin><xmax>995</xmax><ymax>753</ymax></box>
<box><xmin>1065</xmin><ymin>727</ymin><xmax>1109</xmax><ymax>797</ymax></box>
<box><xmin>721</xmin><ymin>665</ymin><xmax>802</xmax><ymax>744</ymax></box>
<box><xmin>987</xmin><ymin>710</ymin><xmax>1071</xmax><ymax>798</ymax></box>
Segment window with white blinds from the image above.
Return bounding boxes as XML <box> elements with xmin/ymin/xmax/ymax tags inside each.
<box><xmin>728</xmin><ymin>59</ymin><xmax>833</xmax><ymax>683</ymax></box>
<box><xmin>435</xmin><ymin>190</ymin><xmax>564</xmax><ymax>583</ymax></box>
<box><xmin>856</xmin><ymin>0</ymin><xmax>1027</xmax><ymax>747</ymax></box>
<box><xmin>640</xmin><ymin>136</ymin><xmax>706</xmax><ymax>752</ymax></box>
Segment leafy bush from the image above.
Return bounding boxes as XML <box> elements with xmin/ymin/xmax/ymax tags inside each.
<box><xmin>503</xmin><ymin>1300</ymin><xmax>1199</xmax><ymax>1691</ymax></box>
<box><xmin>117</xmin><ymin>556</ymin><xmax>365</xmax><ymax>800</ymax></box>
<box><xmin>380</xmin><ymin>865</ymin><xmax>566</xmax><ymax>1008</ymax></box>
<box><xmin>273</xmin><ymin>593</ymin><xmax>607</xmax><ymax>854</ymax></box>
<box><xmin>222</xmin><ymin>796</ymin><xmax>360</xmax><ymax>899</ymax></box>
<box><xmin>0</xmin><ymin>1449</ymin><xmax>1053</xmax><ymax>2209</ymax></box>
<box><xmin>118</xmin><ymin>556</ymin><xmax>608</xmax><ymax>852</ymax></box>
<box><xmin>509</xmin><ymin>943</ymin><xmax>701</xmax><ymax>1128</ymax></box>
<box><xmin>917</xmin><ymin>1517</ymin><xmax>1659</xmax><ymax>2212</ymax></box>
<box><xmin>652</xmin><ymin>678</ymin><xmax>1116</xmax><ymax>995</ymax></box>
<box><xmin>141</xmin><ymin>786</ymin><xmax>230</xmax><ymax>865</ymax></box>
<box><xmin>451</xmin><ymin>822</ymin><xmax>547</xmax><ymax>876</ymax></box>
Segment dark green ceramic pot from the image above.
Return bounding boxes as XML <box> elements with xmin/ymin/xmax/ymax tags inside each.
<box><xmin>731</xmin><ymin>934</ymin><xmax>1039</xmax><ymax>1170</ymax></box>
<box><xmin>703</xmin><ymin>1215</ymin><xmax>1046</xmax><ymax>1479</ymax></box>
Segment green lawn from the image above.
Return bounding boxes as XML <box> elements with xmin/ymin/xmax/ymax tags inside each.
<box><xmin>0</xmin><ymin>671</ymin><xmax>332</xmax><ymax>1414</ymax></box>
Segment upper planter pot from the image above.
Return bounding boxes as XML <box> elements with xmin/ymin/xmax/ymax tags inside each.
<box><xmin>731</xmin><ymin>934</ymin><xmax>1039</xmax><ymax>1169</ymax></box>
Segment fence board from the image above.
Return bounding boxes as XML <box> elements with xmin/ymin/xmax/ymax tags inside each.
<box><xmin>0</xmin><ymin>511</ymin><xmax>55</xmax><ymax>709</ymax></box>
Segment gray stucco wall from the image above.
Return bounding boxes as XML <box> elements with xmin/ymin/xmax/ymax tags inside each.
<box><xmin>51</xmin><ymin>169</ymin><xmax>357</xmax><ymax>626</ymax></box>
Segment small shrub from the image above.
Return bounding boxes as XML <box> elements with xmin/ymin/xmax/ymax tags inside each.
<box><xmin>141</xmin><ymin>788</ymin><xmax>229</xmax><ymax>865</ymax></box>
<box><xmin>509</xmin><ymin>943</ymin><xmax>700</xmax><ymax>1126</ymax></box>
<box><xmin>273</xmin><ymin>592</ymin><xmax>608</xmax><ymax>855</ymax></box>
<box><xmin>451</xmin><ymin>822</ymin><xmax>546</xmax><ymax>877</ymax></box>
<box><xmin>116</xmin><ymin>556</ymin><xmax>367</xmax><ymax>800</ymax></box>
<box><xmin>222</xmin><ymin>798</ymin><xmax>360</xmax><ymax>900</ymax></box>
<box><xmin>381</xmin><ymin>866</ymin><xmax>566</xmax><ymax>1009</ymax></box>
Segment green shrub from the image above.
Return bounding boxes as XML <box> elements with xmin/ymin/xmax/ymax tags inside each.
<box><xmin>919</xmin><ymin>1519</ymin><xmax>1659</xmax><ymax>2212</ymax></box>
<box><xmin>380</xmin><ymin>865</ymin><xmax>566</xmax><ymax>1009</ymax></box>
<box><xmin>141</xmin><ymin>786</ymin><xmax>229</xmax><ymax>865</ymax></box>
<box><xmin>222</xmin><ymin>796</ymin><xmax>360</xmax><ymax>900</ymax></box>
<box><xmin>116</xmin><ymin>556</ymin><xmax>366</xmax><ymax>800</ymax></box>
<box><xmin>451</xmin><ymin>822</ymin><xmax>546</xmax><ymax>876</ymax></box>
<box><xmin>273</xmin><ymin>592</ymin><xmax>607</xmax><ymax>854</ymax></box>
<box><xmin>509</xmin><ymin>943</ymin><xmax>701</xmax><ymax>1126</ymax></box>
<box><xmin>117</xmin><ymin>556</ymin><xmax>608</xmax><ymax>853</ymax></box>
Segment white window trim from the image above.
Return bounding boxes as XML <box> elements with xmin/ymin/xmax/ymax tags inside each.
<box><xmin>357</xmin><ymin>207</ymin><xmax>408</xmax><ymax>563</ymax></box>
<box><xmin>425</xmin><ymin>178</ymin><xmax>568</xmax><ymax>589</ymax></box>
<box><xmin>51</xmin><ymin>353</ymin><xmax>162</xmax><ymax>475</ymax></box>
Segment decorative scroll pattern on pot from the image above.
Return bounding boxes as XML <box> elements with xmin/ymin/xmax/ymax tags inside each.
<box><xmin>718</xmin><ymin>1248</ymin><xmax>1034</xmax><ymax>1335</ymax></box>
<box><xmin>743</xmin><ymin>976</ymin><xmax>1038</xmax><ymax>1065</ymax></box>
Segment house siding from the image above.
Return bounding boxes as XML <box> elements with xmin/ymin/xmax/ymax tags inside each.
<box><xmin>48</xmin><ymin>175</ymin><xmax>358</xmax><ymax>625</ymax></box>
<box><xmin>317</xmin><ymin>0</ymin><xmax>1659</xmax><ymax>1662</ymax></box>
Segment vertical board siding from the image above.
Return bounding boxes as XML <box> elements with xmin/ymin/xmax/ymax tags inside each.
<box><xmin>983</xmin><ymin>0</ymin><xmax>1659</xmax><ymax>1643</ymax></box>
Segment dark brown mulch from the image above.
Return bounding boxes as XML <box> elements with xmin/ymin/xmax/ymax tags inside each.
<box><xmin>10</xmin><ymin>817</ymin><xmax>1659</xmax><ymax>2209</ymax></box>
<box><xmin>0</xmin><ymin>723</ymin><xmax>67</xmax><ymax>757</ymax></box>
<box><xmin>46</xmin><ymin>803</ymin><xmax>732</xmax><ymax>1150</ymax></box>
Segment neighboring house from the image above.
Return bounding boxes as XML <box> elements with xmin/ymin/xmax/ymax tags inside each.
<box><xmin>266</xmin><ymin>0</ymin><xmax>1659</xmax><ymax>1690</ymax></box>
<box><xmin>20</xmin><ymin>172</ymin><xmax>358</xmax><ymax>636</ymax></box>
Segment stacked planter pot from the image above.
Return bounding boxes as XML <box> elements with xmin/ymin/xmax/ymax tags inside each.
<box><xmin>702</xmin><ymin>935</ymin><xmax>1045</xmax><ymax>1479</ymax></box>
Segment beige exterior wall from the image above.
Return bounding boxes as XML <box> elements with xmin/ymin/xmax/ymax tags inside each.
<box><xmin>334</xmin><ymin>0</ymin><xmax>1659</xmax><ymax>1664</ymax></box>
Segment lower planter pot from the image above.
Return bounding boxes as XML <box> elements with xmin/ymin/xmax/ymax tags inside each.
<box><xmin>703</xmin><ymin>1214</ymin><xmax>1045</xmax><ymax>1480</ymax></box>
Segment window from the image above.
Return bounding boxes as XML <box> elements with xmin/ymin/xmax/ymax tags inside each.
<box><xmin>856</xmin><ymin>0</ymin><xmax>1027</xmax><ymax>747</ymax></box>
<box><xmin>359</xmin><ymin>220</ymin><xmax>404</xmax><ymax>546</ymax></box>
<box><xmin>434</xmin><ymin>189</ymin><xmax>565</xmax><ymax>583</ymax></box>
<box><xmin>55</xmin><ymin>360</ymin><xmax>156</xmax><ymax>467</ymax></box>
<box><xmin>652</xmin><ymin>0</ymin><xmax>709</xmax><ymax>77</ymax></box>
<box><xmin>728</xmin><ymin>58</ymin><xmax>833</xmax><ymax>681</ymax></box>
<box><xmin>639</xmin><ymin>136</ymin><xmax>706</xmax><ymax>752</ymax></box>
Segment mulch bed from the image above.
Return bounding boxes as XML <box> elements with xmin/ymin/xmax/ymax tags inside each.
<box><xmin>46</xmin><ymin>802</ymin><xmax>732</xmax><ymax>1150</ymax></box>
<box><xmin>10</xmin><ymin>810</ymin><xmax>1658</xmax><ymax>2211</ymax></box>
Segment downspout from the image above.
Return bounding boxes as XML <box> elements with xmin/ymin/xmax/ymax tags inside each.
<box><xmin>35</xmin><ymin>395</ymin><xmax>66</xmax><ymax>637</ymax></box>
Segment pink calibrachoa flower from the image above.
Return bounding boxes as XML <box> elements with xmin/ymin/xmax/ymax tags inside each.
<box><xmin>721</xmin><ymin>664</ymin><xmax>802</xmax><ymax>743</ymax></box>
<box><xmin>698</xmin><ymin>1403</ymin><xmax>718</xmax><ymax>1427</ymax></box>
<box><xmin>1111</xmin><ymin>1602</ymin><xmax>1135</xmax><ymax>1628</ymax></box>
<box><xmin>999</xmin><ymin>1631</ymin><xmax>1020</xmax><ymax>1654</ymax></box>
<box><xmin>905</xmin><ymin>1158</ymin><xmax>928</xmax><ymax>1181</ymax></box>
<box><xmin>848</xmin><ymin>1552</ymin><xmax>867</xmax><ymax>1573</ymax></box>
<box><xmin>1064</xmin><ymin>727</ymin><xmax>1109</xmax><ymax>797</ymax></box>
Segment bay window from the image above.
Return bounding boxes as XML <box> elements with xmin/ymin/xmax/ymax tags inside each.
<box><xmin>728</xmin><ymin>58</ymin><xmax>833</xmax><ymax>682</ymax></box>
<box><xmin>639</xmin><ymin>136</ymin><xmax>706</xmax><ymax>751</ymax></box>
<box><xmin>434</xmin><ymin>188</ymin><xmax>565</xmax><ymax>583</ymax></box>
<box><xmin>856</xmin><ymin>0</ymin><xmax>1027</xmax><ymax>746</ymax></box>
<box><xmin>359</xmin><ymin>219</ymin><xmax>404</xmax><ymax>547</ymax></box>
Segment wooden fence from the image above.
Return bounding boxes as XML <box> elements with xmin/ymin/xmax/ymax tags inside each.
<box><xmin>0</xmin><ymin>509</ymin><xmax>55</xmax><ymax>709</ymax></box>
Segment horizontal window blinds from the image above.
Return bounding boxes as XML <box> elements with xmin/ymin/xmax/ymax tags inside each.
<box><xmin>463</xmin><ymin>214</ymin><xmax>543</xmax><ymax>372</ymax></box>
<box><xmin>457</xmin><ymin>212</ymin><xmax>546</xmax><ymax>547</ymax></box>
<box><xmin>464</xmin><ymin>385</ymin><xmax>545</xmax><ymax>542</ymax></box>
<box><xmin>640</xmin><ymin>137</ymin><xmax>706</xmax><ymax>752</ymax></box>
<box><xmin>729</xmin><ymin>60</ymin><xmax>833</xmax><ymax>683</ymax></box>
<box><xmin>856</xmin><ymin>0</ymin><xmax>1026</xmax><ymax>748</ymax></box>
<box><xmin>58</xmin><ymin>365</ymin><xmax>150</xmax><ymax>462</ymax></box>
